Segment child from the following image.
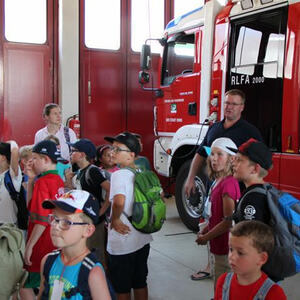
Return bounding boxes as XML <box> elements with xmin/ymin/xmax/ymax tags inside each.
<box><xmin>104</xmin><ymin>132</ymin><xmax>153</xmax><ymax>300</ymax></box>
<box><xmin>38</xmin><ymin>189</ymin><xmax>111</xmax><ymax>299</ymax></box>
<box><xmin>44</xmin><ymin>134</ymin><xmax>71</xmax><ymax>181</ymax></box>
<box><xmin>214</xmin><ymin>220</ymin><xmax>286</xmax><ymax>300</ymax></box>
<box><xmin>95</xmin><ymin>144</ymin><xmax>119</xmax><ymax>179</ymax></box>
<box><xmin>65</xmin><ymin>138</ymin><xmax>110</xmax><ymax>265</ymax></box>
<box><xmin>133</xmin><ymin>133</ymin><xmax>151</xmax><ymax>171</ymax></box>
<box><xmin>230</xmin><ymin>138</ymin><xmax>281</xmax><ymax>281</ymax></box>
<box><xmin>0</xmin><ymin>141</ymin><xmax>22</xmax><ymax>225</ymax></box>
<box><xmin>22</xmin><ymin>140</ymin><xmax>64</xmax><ymax>299</ymax></box>
<box><xmin>195</xmin><ymin>138</ymin><xmax>240</xmax><ymax>288</ymax></box>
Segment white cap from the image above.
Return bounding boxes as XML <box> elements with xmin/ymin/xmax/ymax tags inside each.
<box><xmin>208</xmin><ymin>137</ymin><xmax>237</xmax><ymax>156</ymax></box>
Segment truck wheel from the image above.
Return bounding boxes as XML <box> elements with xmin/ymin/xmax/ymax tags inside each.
<box><xmin>175</xmin><ymin>160</ymin><xmax>207</xmax><ymax>231</ymax></box>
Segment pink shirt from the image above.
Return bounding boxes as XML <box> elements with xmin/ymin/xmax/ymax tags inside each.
<box><xmin>208</xmin><ymin>176</ymin><xmax>240</xmax><ymax>255</ymax></box>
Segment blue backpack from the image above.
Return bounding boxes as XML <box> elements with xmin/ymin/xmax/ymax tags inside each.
<box><xmin>246</xmin><ymin>184</ymin><xmax>300</xmax><ymax>279</ymax></box>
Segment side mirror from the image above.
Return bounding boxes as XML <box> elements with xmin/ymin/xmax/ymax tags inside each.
<box><xmin>138</xmin><ymin>71</ymin><xmax>150</xmax><ymax>85</ymax></box>
<box><xmin>140</xmin><ymin>44</ymin><xmax>151</xmax><ymax>70</ymax></box>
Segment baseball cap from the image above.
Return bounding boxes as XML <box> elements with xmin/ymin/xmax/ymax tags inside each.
<box><xmin>204</xmin><ymin>137</ymin><xmax>237</xmax><ymax>156</ymax></box>
<box><xmin>69</xmin><ymin>138</ymin><xmax>96</xmax><ymax>159</ymax></box>
<box><xmin>0</xmin><ymin>142</ymin><xmax>11</xmax><ymax>162</ymax></box>
<box><xmin>33</xmin><ymin>140</ymin><xmax>62</xmax><ymax>163</ymax></box>
<box><xmin>43</xmin><ymin>189</ymin><xmax>99</xmax><ymax>224</ymax></box>
<box><xmin>228</xmin><ymin>138</ymin><xmax>273</xmax><ymax>170</ymax></box>
<box><xmin>104</xmin><ymin>132</ymin><xmax>141</xmax><ymax>155</ymax></box>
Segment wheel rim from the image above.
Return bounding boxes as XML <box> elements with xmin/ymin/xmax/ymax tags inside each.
<box><xmin>181</xmin><ymin>176</ymin><xmax>206</xmax><ymax>218</ymax></box>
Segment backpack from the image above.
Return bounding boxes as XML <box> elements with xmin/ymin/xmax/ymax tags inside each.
<box><xmin>4</xmin><ymin>171</ymin><xmax>29</xmax><ymax>230</ymax></box>
<box><xmin>0</xmin><ymin>224</ymin><xmax>28</xmax><ymax>299</ymax></box>
<box><xmin>243</xmin><ymin>184</ymin><xmax>300</xmax><ymax>279</ymax></box>
<box><xmin>42</xmin><ymin>250</ymin><xmax>116</xmax><ymax>300</ymax></box>
<box><xmin>222</xmin><ymin>272</ymin><xmax>274</xmax><ymax>300</ymax></box>
<box><xmin>124</xmin><ymin>168</ymin><xmax>166</xmax><ymax>233</ymax></box>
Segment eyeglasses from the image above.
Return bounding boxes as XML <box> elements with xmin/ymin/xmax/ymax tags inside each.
<box><xmin>48</xmin><ymin>214</ymin><xmax>89</xmax><ymax>230</ymax></box>
<box><xmin>224</xmin><ymin>101</ymin><xmax>243</xmax><ymax>107</ymax></box>
<box><xmin>111</xmin><ymin>146</ymin><xmax>131</xmax><ymax>153</ymax></box>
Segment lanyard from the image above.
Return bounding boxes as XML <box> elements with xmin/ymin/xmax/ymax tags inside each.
<box><xmin>59</xmin><ymin>249</ymin><xmax>88</xmax><ymax>281</ymax></box>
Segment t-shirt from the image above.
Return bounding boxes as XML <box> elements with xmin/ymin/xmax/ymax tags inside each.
<box><xmin>45</xmin><ymin>254</ymin><xmax>103</xmax><ymax>299</ymax></box>
<box><xmin>233</xmin><ymin>184</ymin><xmax>270</xmax><ymax>224</ymax></box>
<box><xmin>208</xmin><ymin>176</ymin><xmax>240</xmax><ymax>255</ymax></box>
<box><xmin>197</xmin><ymin>118</ymin><xmax>263</xmax><ymax>157</ymax></box>
<box><xmin>26</xmin><ymin>170</ymin><xmax>64</xmax><ymax>272</ymax></box>
<box><xmin>214</xmin><ymin>272</ymin><xmax>286</xmax><ymax>300</ymax></box>
<box><xmin>0</xmin><ymin>166</ymin><xmax>22</xmax><ymax>224</ymax></box>
<box><xmin>56</xmin><ymin>162</ymin><xmax>71</xmax><ymax>181</ymax></box>
<box><xmin>107</xmin><ymin>169</ymin><xmax>153</xmax><ymax>255</ymax></box>
<box><xmin>34</xmin><ymin>125</ymin><xmax>77</xmax><ymax>161</ymax></box>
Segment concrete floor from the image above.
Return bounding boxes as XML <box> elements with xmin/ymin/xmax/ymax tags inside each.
<box><xmin>147</xmin><ymin>197</ymin><xmax>300</xmax><ymax>300</ymax></box>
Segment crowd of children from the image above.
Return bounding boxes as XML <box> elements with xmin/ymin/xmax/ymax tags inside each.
<box><xmin>0</xmin><ymin>101</ymin><xmax>290</xmax><ymax>299</ymax></box>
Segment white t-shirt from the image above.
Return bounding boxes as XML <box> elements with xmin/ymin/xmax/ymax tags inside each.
<box><xmin>34</xmin><ymin>125</ymin><xmax>77</xmax><ymax>161</ymax></box>
<box><xmin>107</xmin><ymin>169</ymin><xmax>153</xmax><ymax>255</ymax></box>
<box><xmin>0</xmin><ymin>166</ymin><xmax>22</xmax><ymax>224</ymax></box>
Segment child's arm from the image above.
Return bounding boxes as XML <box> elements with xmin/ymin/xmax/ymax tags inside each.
<box><xmin>99</xmin><ymin>180</ymin><xmax>110</xmax><ymax>216</ymax></box>
<box><xmin>25</xmin><ymin>224</ymin><xmax>46</xmax><ymax>265</ymax></box>
<box><xmin>8</xmin><ymin>140</ymin><xmax>19</xmax><ymax>177</ymax></box>
<box><xmin>89</xmin><ymin>266</ymin><xmax>111</xmax><ymax>300</ymax></box>
<box><xmin>37</xmin><ymin>254</ymin><xmax>48</xmax><ymax>300</ymax></box>
<box><xmin>196</xmin><ymin>194</ymin><xmax>235</xmax><ymax>244</ymax></box>
<box><xmin>111</xmin><ymin>194</ymin><xmax>130</xmax><ymax>234</ymax></box>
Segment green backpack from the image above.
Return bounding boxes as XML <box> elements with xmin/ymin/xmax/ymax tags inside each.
<box><xmin>0</xmin><ymin>224</ymin><xmax>28</xmax><ymax>299</ymax></box>
<box><xmin>124</xmin><ymin>168</ymin><xmax>166</xmax><ymax>233</ymax></box>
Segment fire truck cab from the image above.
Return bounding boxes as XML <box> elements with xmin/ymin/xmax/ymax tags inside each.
<box><xmin>140</xmin><ymin>0</ymin><xmax>300</xmax><ymax>230</ymax></box>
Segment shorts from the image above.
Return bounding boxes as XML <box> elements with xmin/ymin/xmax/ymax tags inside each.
<box><xmin>108</xmin><ymin>244</ymin><xmax>150</xmax><ymax>294</ymax></box>
<box><xmin>24</xmin><ymin>272</ymin><xmax>40</xmax><ymax>289</ymax></box>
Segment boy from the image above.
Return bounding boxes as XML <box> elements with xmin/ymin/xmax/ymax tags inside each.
<box><xmin>65</xmin><ymin>138</ymin><xmax>110</xmax><ymax>264</ymax></box>
<box><xmin>0</xmin><ymin>141</ymin><xmax>22</xmax><ymax>225</ymax></box>
<box><xmin>229</xmin><ymin>138</ymin><xmax>283</xmax><ymax>281</ymax></box>
<box><xmin>38</xmin><ymin>189</ymin><xmax>111</xmax><ymax>299</ymax></box>
<box><xmin>22</xmin><ymin>140</ymin><xmax>64</xmax><ymax>299</ymax></box>
<box><xmin>104</xmin><ymin>132</ymin><xmax>153</xmax><ymax>300</ymax></box>
<box><xmin>133</xmin><ymin>133</ymin><xmax>151</xmax><ymax>171</ymax></box>
<box><xmin>214</xmin><ymin>220</ymin><xmax>286</xmax><ymax>300</ymax></box>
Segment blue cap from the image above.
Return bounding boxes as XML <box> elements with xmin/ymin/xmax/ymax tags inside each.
<box><xmin>69</xmin><ymin>138</ymin><xmax>96</xmax><ymax>159</ymax></box>
<box><xmin>33</xmin><ymin>140</ymin><xmax>62</xmax><ymax>163</ymax></box>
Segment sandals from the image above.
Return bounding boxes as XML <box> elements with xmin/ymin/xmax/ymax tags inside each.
<box><xmin>190</xmin><ymin>271</ymin><xmax>211</xmax><ymax>281</ymax></box>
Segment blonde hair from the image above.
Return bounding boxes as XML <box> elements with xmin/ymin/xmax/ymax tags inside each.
<box><xmin>44</xmin><ymin>135</ymin><xmax>60</xmax><ymax>146</ymax></box>
<box><xmin>19</xmin><ymin>145</ymin><xmax>33</xmax><ymax>160</ymax></box>
<box><xmin>248</xmin><ymin>160</ymin><xmax>269</xmax><ymax>178</ymax></box>
<box><xmin>78</xmin><ymin>213</ymin><xmax>93</xmax><ymax>225</ymax></box>
<box><xmin>206</xmin><ymin>154</ymin><xmax>233</xmax><ymax>180</ymax></box>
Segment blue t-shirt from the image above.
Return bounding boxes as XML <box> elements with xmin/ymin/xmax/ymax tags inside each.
<box><xmin>47</xmin><ymin>254</ymin><xmax>103</xmax><ymax>299</ymax></box>
<box><xmin>56</xmin><ymin>162</ymin><xmax>71</xmax><ymax>181</ymax></box>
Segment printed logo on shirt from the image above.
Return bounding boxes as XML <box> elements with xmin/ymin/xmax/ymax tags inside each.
<box><xmin>244</xmin><ymin>205</ymin><xmax>256</xmax><ymax>220</ymax></box>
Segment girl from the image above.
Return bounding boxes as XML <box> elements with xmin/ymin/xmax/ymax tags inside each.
<box><xmin>195</xmin><ymin>137</ymin><xmax>241</xmax><ymax>288</ymax></box>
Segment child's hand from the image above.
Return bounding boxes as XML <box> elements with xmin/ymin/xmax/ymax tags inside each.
<box><xmin>201</xmin><ymin>225</ymin><xmax>209</xmax><ymax>234</ymax></box>
<box><xmin>24</xmin><ymin>244</ymin><xmax>33</xmax><ymax>266</ymax></box>
<box><xmin>111</xmin><ymin>218</ymin><xmax>131</xmax><ymax>235</ymax></box>
<box><xmin>65</xmin><ymin>168</ymin><xmax>75</xmax><ymax>181</ymax></box>
<box><xmin>195</xmin><ymin>234</ymin><xmax>208</xmax><ymax>245</ymax></box>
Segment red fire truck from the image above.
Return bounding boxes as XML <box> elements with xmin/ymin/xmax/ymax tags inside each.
<box><xmin>139</xmin><ymin>0</ymin><xmax>300</xmax><ymax>230</ymax></box>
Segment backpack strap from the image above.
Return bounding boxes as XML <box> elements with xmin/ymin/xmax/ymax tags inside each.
<box><xmin>64</xmin><ymin>252</ymin><xmax>98</xmax><ymax>299</ymax></box>
<box><xmin>4</xmin><ymin>170</ymin><xmax>18</xmax><ymax>201</ymax></box>
<box><xmin>42</xmin><ymin>249</ymin><xmax>61</xmax><ymax>299</ymax></box>
<box><xmin>253</xmin><ymin>277</ymin><xmax>275</xmax><ymax>300</ymax></box>
<box><xmin>222</xmin><ymin>272</ymin><xmax>234</xmax><ymax>300</ymax></box>
<box><xmin>64</xmin><ymin>126</ymin><xmax>71</xmax><ymax>153</ymax></box>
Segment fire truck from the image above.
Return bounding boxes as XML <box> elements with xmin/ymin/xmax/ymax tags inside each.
<box><xmin>139</xmin><ymin>0</ymin><xmax>300</xmax><ymax>230</ymax></box>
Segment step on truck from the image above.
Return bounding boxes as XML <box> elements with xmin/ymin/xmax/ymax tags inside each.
<box><xmin>139</xmin><ymin>0</ymin><xmax>300</xmax><ymax>230</ymax></box>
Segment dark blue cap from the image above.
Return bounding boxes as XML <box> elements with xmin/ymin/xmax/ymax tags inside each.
<box><xmin>69</xmin><ymin>138</ymin><xmax>96</xmax><ymax>159</ymax></box>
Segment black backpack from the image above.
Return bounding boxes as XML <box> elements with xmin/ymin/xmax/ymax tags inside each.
<box><xmin>42</xmin><ymin>250</ymin><xmax>116</xmax><ymax>299</ymax></box>
<box><xmin>4</xmin><ymin>171</ymin><xmax>28</xmax><ymax>230</ymax></box>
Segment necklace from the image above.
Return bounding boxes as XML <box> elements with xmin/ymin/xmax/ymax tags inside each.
<box><xmin>59</xmin><ymin>249</ymin><xmax>89</xmax><ymax>280</ymax></box>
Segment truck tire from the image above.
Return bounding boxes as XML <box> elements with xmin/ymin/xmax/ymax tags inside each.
<box><xmin>175</xmin><ymin>160</ymin><xmax>207</xmax><ymax>231</ymax></box>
